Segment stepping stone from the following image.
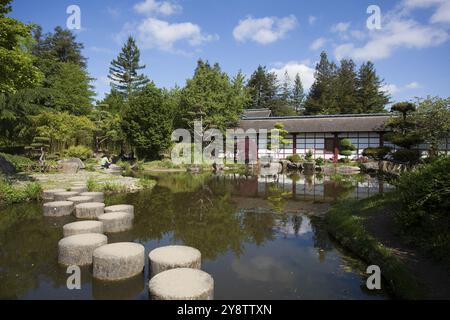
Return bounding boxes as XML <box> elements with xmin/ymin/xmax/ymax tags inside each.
<box><xmin>43</xmin><ymin>189</ymin><xmax>66</xmax><ymax>201</ymax></box>
<box><xmin>98</xmin><ymin>212</ymin><xmax>133</xmax><ymax>233</ymax></box>
<box><xmin>63</xmin><ymin>221</ymin><xmax>104</xmax><ymax>237</ymax></box>
<box><xmin>80</xmin><ymin>192</ymin><xmax>104</xmax><ymax>202</ymax></box>
<box><xmin>43</xmin><ymin>201</ymin><xmax>74</xmax><ymax>217</ymax></box>
<box><xmin>58</xmin><ymin>233</ymin><xmax>108</xmax><ymax>266</ymax></box>
<box><xmin>149</xmin><ymin>268</ymin><xmax>214</xmax><ymax>300</ymax></box>
<box><xmin>70</xmin><ymin>186</ymin><xmax>88</xmax><ymax>193</ymax></box>
<box><xmin>93</xmin><ymin>242</ymin><xmax>145</xmax><ymax>281</ymax></box>
<box><xmin>54</xmin><ymin>191</ymin><xmax>80</xmax><ymax>201</ymax></box>
<box><xmin>67</xmin><ymin>196</ymin><xmax>94</xmax><ymax>206</ymax></box>
<box><xmin>104</xmin><ymin>205</ymin><xmax>134</xmax><ymax>216</ymax></box>
<box><xmin>149</xmin><ymin>245</ymin><xmax>201</xmax><ymax>277</ymax></box>
<box><xmin>75</xmin><ymin>202</ymin><xmax>105</xmax><ymax>219</ymax></box>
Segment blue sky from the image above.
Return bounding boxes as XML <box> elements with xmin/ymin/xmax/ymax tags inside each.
<box><xmin>10</xmin><ymin>0</ymin><xmax>450</xmax><ymax>103</ymax></box>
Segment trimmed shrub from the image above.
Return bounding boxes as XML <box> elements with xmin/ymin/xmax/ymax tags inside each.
<box><xmin>362</xmin><ymin>147</ymin><xmax>392</xmax><ymax>161</ymax></box>
<box><xmin>392</xmin><ymin>149</ymin><xmax>421</xmax><ymax>164</ymax></box>
<box><xmin>286</xmin><ymin>154</ymin><xmax>301</xmax><ymax>163</ymax></box>
<box><xmin>65</xmin><ymin>145</ymin><xmax>93</xmax><ymax>160</ymax></box>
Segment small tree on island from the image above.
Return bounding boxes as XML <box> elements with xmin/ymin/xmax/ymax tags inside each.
<box><xmin>339</xmin><ymin>138</ymin><xmax>356</xmax><ymax>163</ymax></box>
<box><xmin>269</xmin><ymin>123</ymin><xmax>290</xmax><ymax>160</ymax></box>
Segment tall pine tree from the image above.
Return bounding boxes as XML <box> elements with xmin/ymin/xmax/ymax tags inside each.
<box><xmin>356</xmin><ymin>61</ymin><xmax>390</xmax><ymax>113</ymax></box>
<box><xmin>246</xmin><ymin>65</ymin><xmax>278</xmax><ymax>109</ymax></box>
<box><xmin>304</xmin><ymin>51</ymin><xmax>337</xmax><ymax>115</ymax></box>
<box><xmin>109</xmin><ymin>36</ymin><xmax>149</xmax><ymax>98</ymax></box>
<box><xmin>292</xmin><ymin>73</ymin><xmax>305</xmax><ymax>114</ymax></box>
<box><xmin>335</xmin><ymin>59</ymin><xmax>359</xmax><ymax>114</ymax></box>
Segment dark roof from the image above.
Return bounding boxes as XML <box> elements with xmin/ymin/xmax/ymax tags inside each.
<box><xmin>238</xmin><ymin>114</ymin><xmax>391</xmax><ymax>133</ymax></box>
<box><xmin>242</xmin><ymin>109</ymin><xmax>272</xmax><ymax>118</ymax></box>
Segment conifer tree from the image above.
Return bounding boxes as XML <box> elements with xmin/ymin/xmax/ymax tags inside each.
<box><xmin>335</xmin><ymin>59</ymin><xmax>359</xmax><ymax>114</ymax></box>
<box><xmin>246</xmin><ymin>65</ymin><xmax>278</xmax><ymax>109</ymax></box>
<box><xmin>292</xmin><ymin>73</ymin><xmax>305</xmax><ymax>114</ymax></box>
<box><xmin>356</xmin><ymin>61</ymin><xmax>390</xmax><ymax>113</ymax></box>
<box><xmin>108</xmin><ymin>36</ymin><xmax>149</xmax><ymax>98</ymax></box>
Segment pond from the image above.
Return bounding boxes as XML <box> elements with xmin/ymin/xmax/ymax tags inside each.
<box><xmin>0</xmin><ymin>172</ymin><xmax>393</xmax><ymax>300</ymax></box>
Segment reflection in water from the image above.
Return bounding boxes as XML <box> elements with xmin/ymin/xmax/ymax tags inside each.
<box><xmin>0</xmin><ymin>173</ymin><xmax>390</xmax><ymax>300</ymax></box>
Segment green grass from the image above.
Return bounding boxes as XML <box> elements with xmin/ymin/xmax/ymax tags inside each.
<box><xmin>0</xmin><ymin>177</ymin><xmax>42</xmax><ymax>205</ymax></box>
<box><xmin>325</xmin><ymin>194</ymin><xmax>424</xmax><ymax>299</ymax></box>
<box><xmin>0</xmin><ymin>153</ymin><xmax>35</xmax><ymax>172</ymax></box>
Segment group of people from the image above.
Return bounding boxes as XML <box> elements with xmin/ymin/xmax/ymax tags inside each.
<box><xmin>99</xmin><ymin>150</ymin><xmax>136</xmax><ymax>169</ymax></box>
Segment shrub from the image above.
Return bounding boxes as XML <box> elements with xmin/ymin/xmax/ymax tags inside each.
<box><xmin>362</xmin><ymin>147</ymin><xmax>392</xmax><ymax>161</ymax></box>
<box><xmin>392</xmin><ymin>149</ymin><xmax>421</xmax><ymax>164</ymax></box>
<box><xmin>394</xmin><ymin>156</ymin><xmax>450</xmax><ymax>263</ymax></box>
<box><xmin>315</xmin><ymin>157</ymin><xmax>324</xmax><ymax>166</ymax></box>
<box><xmin>0</xmin><ymin>153</ymin><xmax>34</xmax><ymax>172</ymax></box>
<box><xmin>305</xmin><ymin>150</ymin><xmax>313</xmax><ymax>161</ymax></box>
<box><xmin>0</xmin><ymin>178</ymin><xmax>42</xmax><ymax>205</ymax></box>
<box><xmin>339</xmin><ymin>139</ymin><xmax>356</xmax><ymax>161</ymax></box>
<box><xmin>286</xmin><ymin>154</ymin><xmax>301</xmax><ymax>163</ymax></box>
<box><xmin>65</xmin><ymin>145</ymin><xmax>93</xmax><ymax>160</ymax></box>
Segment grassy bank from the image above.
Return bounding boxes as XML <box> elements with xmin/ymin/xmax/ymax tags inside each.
<box><xmin>325</xmin><ymin>194</ymin><xmax>424</xmax><ymax>299</ymax></box>
<box><xmin>0</xmin><ymin>177</ymin><xmax>42</xmax><ymax>206</ymax></box>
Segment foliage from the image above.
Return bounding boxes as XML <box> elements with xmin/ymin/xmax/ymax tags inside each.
<box><xmin>121</xmin><ymin>83</ymin><xmax>174</xmax><ymax>160</ymax></box>
<box><xmin>356</xmin><ymin>62</ymin><xmax>390</xmax><ymax>113</ymax></box>
<box><xmin>305</xmin><ymin>149</ymin><xmax>313</xmax><ymax>161</ymax></box>
<box><xmin>287</xmin><ymin>154</ymin><xmax>302</xmax><ymax>163</ymax></box>
<box><xmin>339</xmin><ymin>138</ymin><xmax>356</xmax><ymax>159</ymax></box>
<box><xmin>0</xmin><ymin>177</ymin><xmax>42</xmax><ymax>205</ymax></box>
<box><xmin>65</xmin><ymin>145</ymin><xmax>92</xmax><ymax>160</ymax></box>
<box><xmin>109</xmin><ymin>36</ymin><xmax>149</xmax><ymax>97</ymax></box>
<box><xmin>246</xmin><ymin>65</ymin><xmax>278</xmax><ymax>110</ymax></box>
<box><xmin>269</xmin><ymin>123</ymin><xmax>290</xmax><ymax>153</ymax></box>
<box><xmin>392</xmin><ymin>149</ymin><xmax>421</xmax><ymax>164</ymax></box>
<box><xmin>0</xmin><ymin>152</ymin><xmax>34</xmax><ymax>172</ymax></box>
<box><xmin>362</xmin><ymin>146</ymin><xmax>392</xmax><ymax>161</ymax></box>
<box><xmin>394</xmin><ymin>156</ymin><xmax>450</xmax><ymax>264</ymax></box>
<box><xmin>315</xmin><ymin>157</ymin><xmax>324</xmax><ymax>166</ymax></box>
<box><xmin>90</xmin><ymin>108</ymin><xmax>125</xmax><ymax>152</ymax></box>
<box><xmin>0</xmin><ymin>1</ymin><xmax>43</xmax><ymax>94</ymax></box>
<box><xmin>292</xmin><ymin>73</ymin><xmax>305</xmax><ymax>113</ymax></box>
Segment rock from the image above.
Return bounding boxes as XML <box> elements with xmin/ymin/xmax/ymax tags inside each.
<box><xmin>93</xmin><ymin>242</ymin><xmax>145</xmax><ymax>281</ymax></box>
<box><xmin>303</xmin><ymin>162</ymin><xmax>316</xmax><ymax>174</ymax></box>
<box><xmin>59</xmin><ymin>158</ymin><xmax>85</xmax><ymax>169</ymax></box>
<box><xmin>104</xmin><ymin>204</ymin><xmax>134</xmax><ymax>216</ymax></box>
<box><xmin>0</xmin><ymin>156</ymin><xmax>16</xmax><ymax>174</ymax></box>
<box><xmin>63</xmin><ymin>221</ymin><xmax>104</xmax><ymax>237</ymax></box>
<box><xmin>43</xmin><ymin>201</ymin><xmax>74</xmax><ymax>217</ymax></box>
<box><xmin>336</xmin><ymin>166</ymin><xmax>361</xmax><ymax>174</ymax></box>
<box><xmin>149</xmin><ymin>245</ymin><xmax>201</xmax><ymax>277</ymax></box>
<box><xmin>98</xmin><ymin>212</ymin><xmax>133</xmax><ymax>233</ymax></box>
<box><xmin>54</xmin><ymin>191</ymin><xmax>80</xmax><ymax>201</ymax></box>
<box><xmin>67</xmin><ymin>196</ymin><xmax>94</xmax><ymax>206</ymax></box>
<box><xmin>43</xmin><ymin>189</ymin><xmax>66</xmax><ymax>201</ymax></box>
<box><xmin>58</xmin><ymin>162</ymin><xmax>79</xmax><ymax>174</ymax></box>
<box><xmin>286</xmin><ymin>162</ymin><xmax>298</xmax><ymax>171</ymax></box>
<box><xmin>75</xmin><ymin>202</ymin><xmax>105</xmax><ymax>219</ymax></box>
<box><xmin>58</xmin><ymin>233</ymin><xmax>108</xmax><ymax>266</ymax></box>
<box><xmin>360</xmin><ymin>161</ymin><xmax>379</xmax><ymax>173</ymax></box>
<box><xmin>80</xmin><ymin>192</ymin><xmax>104</xmax><ymax>203</ymax></box>
<box><xmin>149</xmin><ymin>268</ymin><xmax>214</xmax><ymax>300</ymax></box>
<box><xmin>260</xmin><ymin>163</ymin><xmax>282</xmax><ymax>177</ymax></box>
<box><xmin>70</xmin><ymin>186</ymin><xmax>88</xmax><ymax>193</ymax></box>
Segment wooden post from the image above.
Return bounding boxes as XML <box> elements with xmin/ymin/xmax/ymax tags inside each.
<box><xmin>333</xmin><ymin>133</ymin><xmax>339</xmax><ymax>164</ymax></box>
<box><xmin>293</xmin><ymin>133</ymin><xmax>297</xmax><ymax>155</ymax></box>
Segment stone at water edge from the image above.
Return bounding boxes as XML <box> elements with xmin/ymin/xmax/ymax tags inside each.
<box><xmin>93</xmin><ymin>242</ymin><xmax>145</xmax><ymax>281</ymax></box>
<box><xmin>67</xmin><ymin>196</ymin><xmax>94</xmax><ymax>206</ymax></box>
<box><xmin>43</xmin><ymin>201</ymin><xmax>74</xmax><ymax>217</ymax></box>
<box><xmin>58</xmin><ymin>233</ymin><xmax>108</xmax><ymax>266</ymax></box>
<box><xmin>149</xmin><ymin>268</ymin><xmax>214</xmax><ymax>300</ymax></box>
<box><xmin>53</xmin><ymin>191</ymin><xmax>80</xmax><ymax>201</ymax></box>
<box><xmin>80</xmin><ymin>192</ymin><xmax>104</xmax><ymax>203</ymax></box>
<box><xmin>75</xmin><ymin>202</ymin><xmax>105</xmax><ymax>219</ymax></box>
<box><xmin>148</xmin><ymin>245</ymin><xmax>201</xmax><ymax>277</ymax></box>
<box><xmin>63</xmin><ymin>221</ymin><xmax>104</xmax><ymax>237</ymax></box>
<box><xmin>98</xmin><ymin>212</ymin><xmax>133</xmax><ymax>233</ymax></box>
<box><xmin>70</xmin><ymin>186</ymin><xmax>88</xmax><ymax>193</ymax></box>
<box><xmin>104</xmin><ymin>204</ymin><xmax>134</xmax><ymax>216</ymax></box>
<box><xmin>43</xmin><ymin>189</ymin><xmax>66</xmax><ymax>201</ymax></box>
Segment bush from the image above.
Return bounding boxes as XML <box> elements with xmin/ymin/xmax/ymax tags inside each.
<box><xmin>0</xmin><ymin>178</ymin><xmax>42</xmax><ymax>205</ymax></box>
<box><xmin>305</xmin><ymin>150</ymin><xmax>313</xmax><ymax>161</ymax></box>
<box><xmin>315</xmin><ymin>157</ymin><xmax>324</xmax><ymax>166</ymax></box>
<box><xmin>0</xmin><ymin>153</ymin><xmax>34</xmax><ymax>172</ymax></box>
<box><xmin>394</xmin><ymin>156</ymin><xmax>450</xmax><ymax>263</ymax></box>
<box><xmin>362</xmin><ymin>147</ymin><xmax>392</xmax><ymax>161</ymax></box>
<box><xmin>392</xmin><ymin>149</ymin><xmax>421</xmax><ymax>164</ymax></box>
<box><xmin>286</xmin><ymin>154</ymin><xmax>301</xmax><ymax>163</ymax></box>
<box><xmin>65</xmin><ymin>145</ymin><xmax>93</xmax><ymax>160</ymax></box>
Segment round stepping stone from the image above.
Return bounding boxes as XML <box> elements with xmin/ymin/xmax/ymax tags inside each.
<box><xmin>149</xmin><ymin>245</ymin><xmax>201</xmax><ymax>277</ymax></box>
<box><xmin>70</xmin><ymin>186</ymin><xmax>88</xmax><ymax>193</ymax></box>
<box><xmin>80</xmin><ymin>192</ymin><xmax>104</xmax><ymax>202</ymax></box>
<box><xmin>93</xmin><ymin>242</ymin><xmax>145</xmax><ymax>281</ymax></box>
<box><xmin>58</xmin><ymin>233</ymin><xmax>108</xmax><ymax>266</ymax></box>
<box><xmin>43</xmin><ymin>189</ymin><xmax>66</xmax><ymax>201</ymax></box>
<box><xmin>104</xmin><ymin>205</ymin><xmax>134</xmax><ymax>216</ymax></box>
<box><xmin>43</xmin><ymin>201</ymin><xmax>74</xmax><ymax>217</ymax></box>
<box><xmin>75</xmin><ymin>202</ymin><xmax>105</xmax><ymax>219</ymax></box>
<box><xmin>149</xmin><ymin>268</ymin><xmax>214</xmax><ymax>300</ymax></box>
<box><xmin>67</xmin><ymin>196</ymin><xmax>94</xmax><ymax>206</ymax></box>
<box><xmin>98</xmin><ymin>212</ymin><xmax>133</xmax><ymax>233</ymax></box>
<box><xmin>63</xmin><ymin>221</ymin><xmax>104</xmax><ymax>237</ymax></box>
<box><xmin>54</xmin><ymin>191</ymin><xmax>80</xmax><ymax>201</ymax></box>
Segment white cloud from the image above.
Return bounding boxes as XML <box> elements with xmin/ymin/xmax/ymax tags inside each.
<box><xmin>331</xmin><ymin>22</ymin><xmax>351</xmax><ymax>33</ymax></box>
<box><xmin>381</xmin><ymin>84</ymin><xmax>400</xmax><ymax>95</ymax></box>
<box><xmin>106</xmin><ymin>6</ymin><xmax>120</xmax><ymax>18</ymax></box>
<box><xmin>118</xmin><ymin>18</ymin><xmax>217</xmax><ymax>52</ymax></box>
<box><xmin>382</xmin><ymin>82</ymin><xmax>422</xmax><ymax>95</ymax></box>
<box><xmin>90</xmin><ymin>46</ymin><xmax>115</xmax><ymax>54</ymax></box>
<box><xmin>405</xmin><ymin>81</ymin><xmax>422</xmax><ymax>89</ymax></box>
<box><xmin>269</xmin><ymin>61</ymin><xmax>316</xmax><ymax>91</ymax></box>
<box><xmin>310</xmin><ymin>37</ymin><xmax>327</xmax><ymax>50</ymax></box>
<box><xmin>334</xmin><ymin>18</ymin><xmax>448</xmax><ymax>60</ymax></box>
<box><xmin>308</xmin><ymin>15</ymin><xmax>317</xmax><ymax>25</ymax></box>
<box><xmin>134</xmin><ymin>0</ymin><xmax>182</xmax><ymax>16</ymax></box>
<box><xmin>233</xmin><ymin>15</ymin><xmax>298</xmax><ymax>44</ymax></box>
<box><xmin>431</xmin><ymin>1</ymin><xmax>450</xmax><ymax>23</ymax></box>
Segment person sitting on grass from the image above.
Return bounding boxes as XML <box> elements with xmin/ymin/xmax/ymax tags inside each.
<box><xmin>100</xmin><ymin>155</ymin><xmax>111</xmax><ymax>169</ymax></box>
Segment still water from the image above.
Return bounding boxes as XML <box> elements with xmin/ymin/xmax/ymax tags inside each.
<box><xmin>0</xmin><ymin>173</ymin><xmax>392</xmax><ymax>300</ymax></box>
